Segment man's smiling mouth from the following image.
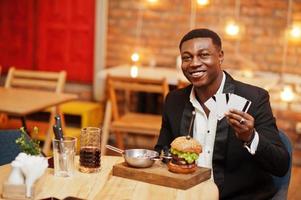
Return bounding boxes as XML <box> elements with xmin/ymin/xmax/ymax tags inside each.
<box><xmin>190</xmin><ymin>70</ymin><xmax>206</xmax><ymax>78</ymax></box>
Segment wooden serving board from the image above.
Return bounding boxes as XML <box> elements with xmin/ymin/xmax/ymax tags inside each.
<box><xmin>112</xmin><ymin>162</ymin><xmax>211</xmax><ymax>190</ymax></box>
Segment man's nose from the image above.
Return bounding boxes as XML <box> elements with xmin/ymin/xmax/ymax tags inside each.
<box><xmin>191</xmin><ymin>56</ymin><xmax>202</xmax><ymax>66</ymax></box>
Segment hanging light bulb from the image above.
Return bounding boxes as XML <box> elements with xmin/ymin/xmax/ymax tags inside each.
<box><xmin>280</xmin><ymin>85</ymin><xmax>295</xmax><ymax>102</ymax></box>
<box><xmin>131</xmin><ymin>52</ymin><xmax>140</xmax><ymax>62</ymax></box>
<box><xmin>130</xmin><ymin>65</ymin><xmax>139</xmax><ymax>78</ymax></box>
<box><xmin>225</xmin><ymin>0</ymin><xmax>242</xmax><ymax>37</ymax></box>
<box><xmin>197</xmin><ymin>0</ymin><xmax>209</xmax><ymax>6</ymax></box>
<box><xmin>147</xmin><ymin>0</ymin><xmax>158</xmax><ymax>3</ymax></box>
<box><xmin>290</xmin><ymin>25</ymin><xmax>301</xmax><ymax>38</ymax></box>
<box><xmin>225</xmin><ymin>22</ymin><xmax>240</xmax><ymax>36</ymax></box>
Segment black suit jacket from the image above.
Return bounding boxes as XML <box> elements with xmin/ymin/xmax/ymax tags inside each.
<box><xmin>155</xmin><ymin>72</ymin><xmax>289</xmax><ymax>200</ymax></box>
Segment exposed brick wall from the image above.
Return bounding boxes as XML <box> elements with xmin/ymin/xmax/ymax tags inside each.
<box><xmin>106</xmin><ymin>0</ymin><xmax>301</xmax><ymax>74</ymax></box>
<box><xmin>106</xmin><ymin>0</ymin><xmax>301</xmax><ymax>137</ymax></box>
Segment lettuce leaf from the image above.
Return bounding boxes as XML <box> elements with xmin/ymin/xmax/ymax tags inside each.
<box><xmin>170</xmin><ymin>148</ymin><xmax>199</xmax><ymax>164</ymax></box>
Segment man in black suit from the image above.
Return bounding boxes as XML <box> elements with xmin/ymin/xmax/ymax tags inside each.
<box><xmin>155</xmin><ymin>28</ymin><xmax>289</xmax><ymax>199</ymax></box>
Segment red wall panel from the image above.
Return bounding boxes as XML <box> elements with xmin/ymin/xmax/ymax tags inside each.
<box><xmin>36</xmin><ymin>0</ymin><xmax>95</xmax><ymax>83</ymax></box>
<box><xmin>0</xmin><ymin>0</ymin><xmax>95</xmax><ymax>83</ymax></box>
<box><xmin>0</xmin><ymin>0</ymin><xmax>34</xmax><ymax>72</ymax></box>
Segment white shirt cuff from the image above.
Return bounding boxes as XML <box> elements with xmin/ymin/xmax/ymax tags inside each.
<box><xmin>244</xmin><ymin>131</ymin><xmax>259</xmax><ymax>155</ymax></box>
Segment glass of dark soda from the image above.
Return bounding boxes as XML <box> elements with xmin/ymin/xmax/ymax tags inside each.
<box><xmin>79</xmin><ymin>127</ymin><xmax>101</xmax><ymax>173</ymax></box>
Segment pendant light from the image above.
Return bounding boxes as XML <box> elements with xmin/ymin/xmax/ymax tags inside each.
<box><xmin>131</xmin><ymin>3</ymin><xmax>144</xmax><ymax>64</ymax></box>
<box><xmin>280</xmin><ymin>0</ymin><xmax>296</xmax><ymax>103</ymax></box>
<box><xmin>225</xmin><ymin>0</ymin><xmax>242</xmax><ymax>38</ymax></box>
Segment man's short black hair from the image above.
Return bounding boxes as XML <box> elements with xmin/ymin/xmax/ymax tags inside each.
<box><xmin>179</xmin><ymin>28</ymin><xmax>222</xmax><ymax>50</ymax></box>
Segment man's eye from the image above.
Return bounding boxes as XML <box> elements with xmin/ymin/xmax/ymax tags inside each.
<box><xmin>182</xmin><ymin>56</ymin><xmax>191</xmax><ymax>61</ymax></box>
<box><xmin>201</xmin><ymin>53</ymin><xmax>210</xmax><ymax>57</ymax></box>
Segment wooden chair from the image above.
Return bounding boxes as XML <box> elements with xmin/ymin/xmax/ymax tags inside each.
<box><xmin>101</xmin><ymin>100</ymin><xmax>112</xmax><ymax>155</ymax></box>
<box><xmin>5</xmin><ymin>67</ymin><xmax>66</xmax><ymax>92</ymax></box>
<box><xmin>0</xmin><ymin>66</ymin><xmax>7</xmax><ymax>126</ymax></box>
<box><xmin>107</xmin><ymin>75</ymin><xmax>169</xmax><ymax>150</ymax></box>
<box><xmin>3</xmin><ymin>67</ymin><xmax>67</xmax><ymax>143</ymax></box>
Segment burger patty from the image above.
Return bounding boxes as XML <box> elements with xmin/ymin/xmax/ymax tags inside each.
<box><xmin>171</xmin><ymin>154</ymin><xmax>196</xmax><ymax>166</ymax></box>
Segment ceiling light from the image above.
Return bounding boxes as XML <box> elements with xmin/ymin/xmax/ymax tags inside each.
<box><xmin>131</xmin><ymin>52</ymin><xmax>140</xmax><ymax>62</ymax></box>
<box><xmin>197</xmin><ymin>0</ymin><xmax>209</xmax><ymax>6</ymax></box>
<box><xmin>280</xmin><ymin>85</ymin><xmax>295</xmax><ymax>102</ymax></box>
<box><xmin>147</xmin><ymin>0</ymin><xmax>158</xmax><ymax>3</ymax></box>
<box><xmin>225</xmin><ymin>22</ymin><xmax>240</xmax><ymax>36</ymax></box>
<box><xmin>290</xmin><ymin>25</ymin><xmax>301</xmax><ymax>38</ymax></box>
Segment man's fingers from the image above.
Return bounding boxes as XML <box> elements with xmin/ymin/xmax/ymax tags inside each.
<box><xmin>225</xmin><ymin>112</ymin><xmax>244</xmax><ymax>124</ymax></box>
<box><xmin>228</xmin><ymin>109</ymin><xmax>251</xmax><ymax>120</ymax></box>
<box><xmin>226</xmin><ymin>110</ymin><xmax>255</xmax><ymax>142</ymax></box>
<box><xmin>227</xmin><ymin>117</ymin><xmax>248</xmax><ymax>129</ymax></box>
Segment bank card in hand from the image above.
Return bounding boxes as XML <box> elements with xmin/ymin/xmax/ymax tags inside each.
<box><xmin>227</xmin><ymin>94</ymin><xmax>252</xmax><ymax>113</ymax></box>
<box><xmin>215</xmin><ymin>93</ymin><xmax>231</xmax><ymax>120</ymax></box>
<box><xmin>204</xmin><ymin>93</ymin><xmax>252</xmax><ymax>120</ymax></box>
<box><xmin>204</xmin><ymin>95</ymin><xmax>217</xmax><ymax>115</ymax></box>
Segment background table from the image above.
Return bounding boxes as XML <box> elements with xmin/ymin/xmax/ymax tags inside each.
<box><xmin>0</xmin><ymin>87</ymin><xmax>77</xmax><ymax>154</ymax></box>
<box><xmin>0</xmin><ymin>156</ymin><xmax>219</xmax><ymax>200</ymax></box>
<box><xmin>95</xmin><ymin>65</ymin><xmax>187</xmax><ymax>101</ymax></box>
<box><xmin>0</xmin><ymin>87</ymin><xmax>77</xmax><ymax>116</ymax></box>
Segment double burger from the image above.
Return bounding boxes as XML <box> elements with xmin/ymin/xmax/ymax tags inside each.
<box><xmin>167</xmin><ymin>136</ymin><xmax>202</xmax><ymax>174</ymax></box>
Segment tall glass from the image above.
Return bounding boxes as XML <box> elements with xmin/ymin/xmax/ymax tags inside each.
<box><xmin>79</xmin><ymin>127</ymin><xmax>101</xmax><ymax>173</ymax></box>
<box><xmin>52</xmin><ymin>136</ymin><xmax>77</xmax><ymax>177</ymax></box>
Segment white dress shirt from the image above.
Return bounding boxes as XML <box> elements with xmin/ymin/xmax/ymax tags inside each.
<box><xmin>190</xmin><ymin>72</ymin><xmax>259</xmax><ymax>170</ymax></box>
<box><xmin>190</xmin><ymin>73</ymin><xmax>225</xmax><ymax>169</ymax></box>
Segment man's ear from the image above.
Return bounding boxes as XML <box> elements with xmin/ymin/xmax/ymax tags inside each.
<box><xmin>219</xmin><ymin>50</ymin><xmax>224</xmax><ymax>64</ymax></box>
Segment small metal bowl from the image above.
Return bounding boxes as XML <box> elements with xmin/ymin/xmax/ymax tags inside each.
<box><xmin>106</xmin><ymin>145</ymin><xmax>161</xmax><ymax>168</ymax></box>
<box><xmin>124</xmin><ymin>149</ymin><xmax>159</xmax><ymax>168</ymax></box>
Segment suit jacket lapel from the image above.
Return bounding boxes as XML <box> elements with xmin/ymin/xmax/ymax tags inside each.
<box><xmin>180</xmin><ymin>100</ymin><xmax>194</xmax><ymax>137</ymax></box>
<box><xmin>213</xmin><ymin>71</ymin><xmax>235</xmax><ymax>191</ymax></box>
<box><xmin>179</xmin><ymin>85</ymin><xmax>194</xmax><ymax>137</ymax></box>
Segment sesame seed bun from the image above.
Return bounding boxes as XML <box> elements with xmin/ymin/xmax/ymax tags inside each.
<box><xmin>170</xmin><ymin>136</ymin><xmax>202</xmax><ymax>154</ymax></box>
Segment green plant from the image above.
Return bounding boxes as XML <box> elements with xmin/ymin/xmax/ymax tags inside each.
<box><xmin>16</xmin><ymin>127</ymin><xmax>41</xmax><ymax>155</ymax></box>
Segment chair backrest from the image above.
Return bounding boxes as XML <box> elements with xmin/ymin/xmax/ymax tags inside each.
<box><xmin>272</xmin><ymin>130</ymin><xmax>292</xmax><ymax>200</ymax></box>
<box><xmin>3</xmin><ymin>67</ymin><xmax>67</xmax><ymax>146</ymax></box>
<box><xmin>0</xmin><ymin>130</ymin><xmax>23</xmax><ymax>165</ymax></box>
<box><xmin>5</xmin><ymin>67</ymin><xmax>66</xmax><ymax>93</ymax></box>
<box><xmin>107</xmin><ymin>75</ymin><xmax>169</xmax><ymax>120</ymax></box>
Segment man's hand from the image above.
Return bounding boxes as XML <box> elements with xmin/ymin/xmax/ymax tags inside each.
<box><xmin>225</xmin><ymin>109</ymin><xmax>255</xmax><ymax>142</ymax></box>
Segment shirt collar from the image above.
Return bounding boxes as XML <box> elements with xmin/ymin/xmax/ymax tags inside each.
<box><xmin>190</xmin><ymin>71</ymin><xmax>226</xmax><ymax>107</ymax></box>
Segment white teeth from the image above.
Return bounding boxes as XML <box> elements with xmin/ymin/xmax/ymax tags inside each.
<box><xmin>191</xmin><ymin>71</ymin><xmax>205</xmax><ymax>78</ymax></box>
